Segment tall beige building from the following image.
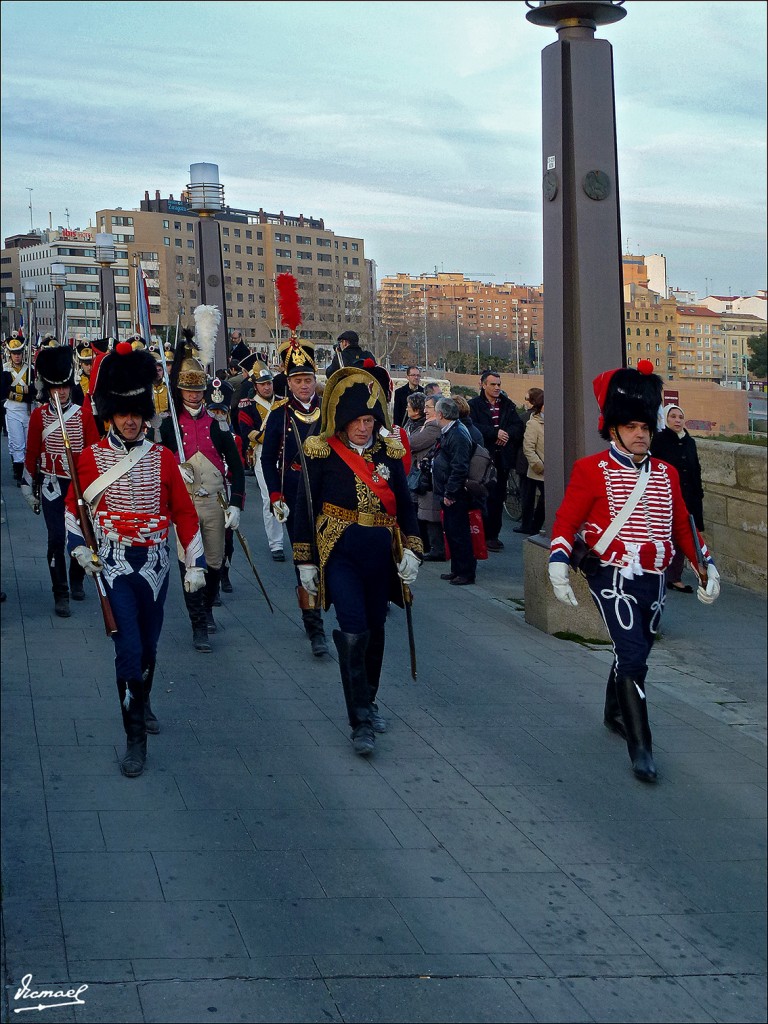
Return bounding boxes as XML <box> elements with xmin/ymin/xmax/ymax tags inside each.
<box><xmin>95</xmin><ymin>190</ymin><xmax>372</xmax><ymax>356</ymax></box>
<box><xmin>623</xmin><ymin>282</ymin><xmax>678</xmax><ymax>380</ymax></box>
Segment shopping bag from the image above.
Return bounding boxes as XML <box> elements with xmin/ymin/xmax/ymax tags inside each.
<box><xmin>441</xmin><ymin>508</ymin><xmax>488</xmax><ymax>561</ymax></box>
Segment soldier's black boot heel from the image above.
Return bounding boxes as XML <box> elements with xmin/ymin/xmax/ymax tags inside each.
<box><xmin>333</xmin><ymin>630</ymin><xmax>375</xmax><ymax>755</ymax></box>
<box><xmin>615</xmin><ymin>674</ymin><xmax>657</xmax><ymax>783</ymax></box>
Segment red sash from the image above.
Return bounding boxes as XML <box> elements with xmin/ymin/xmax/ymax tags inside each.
<box><xmin>328</xmin><ymin>436</ymin><xmax>398</xmax><ymax>516</ymax></box>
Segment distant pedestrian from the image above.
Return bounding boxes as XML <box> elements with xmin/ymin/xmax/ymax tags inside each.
<box><xmin>519</xmin><ymin>388</ymin><xmax>545</xmax><ymax>535</ymax></box>
<box><xmin>651</xmin><ymin>403</ymin><xmax>705</xmax><ymax>594</ymax></box>
<box><xmin>468</xmin><ymin>371</ymin><xmax>524</xmax><ymax>552</ymax></box>
<box><xmin>393</xmin><ymin>366</ymin><xmax>424</xmax><ymax>427</ymax></box>
<box><xmin>432</xmin><ymin>396</ymin><xmax>476</xmax><ymax>586</ymax></box>
<box><xmin>325</xmin><ymin>330</ymin><xmax>375</xmax><ymax>375</ymax></box>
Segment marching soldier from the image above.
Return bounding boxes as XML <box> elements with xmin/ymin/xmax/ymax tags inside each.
<box><xmin>65</xmin><ymin>344</ymin><xmax>206</xmax><ymax>777</ymax></box>
<box><xmin>262</xmin><ymin>335</ymin><xmax>328</xmax><ymax>656</ymax></box>
<box><xmin>73</xmin><ymin>341</ymin><xmax>94</xmax><ymax>405</ymax></box>
<box><xmin>292</xmin><ymin>366</ymin><xmax>422</xmax><ymax>755</ymax></box>
<box><xmin>22</xmin><ymin>346</ymin><xmax>100</xmax><ymax>617</ymax></box>
<box><xmin>237</xmin><ymin>359</ymin><xmax>287</xmax><ymax>561</ymax></box>
<box><xmin>151</xmin><ymin>348</ymin><xmax>172</xmax><ymax>422</ymax></box>
<box><xmin>159</xmin><ymin>311</ymin><xmax>245</xmax><ymax>652</ymax></box>
<box><xmin>548</xmin><ymin>361</ymin><xmax>721</xmax><ymax>783</ymax></box>
<box><xmin>2</xmin><ymin>332</ymin><xmax>35</xmax><ymax>486</ymax></box>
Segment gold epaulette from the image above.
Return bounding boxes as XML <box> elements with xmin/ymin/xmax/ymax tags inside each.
<box><xmin>382</xmin><ymin>433</ymin><xmax>406</xmax><ymax>460</ymax></box>
<box><xmin>304</xmin><ymin>435</ymin><xmax>331</xmax><ymax>459</ymax></box>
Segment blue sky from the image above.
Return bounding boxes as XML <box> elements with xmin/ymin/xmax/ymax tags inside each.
<box><xmin>1</xmin><ymin>1</ymin><xmax>766</xmax><ymax>295</ymax></box>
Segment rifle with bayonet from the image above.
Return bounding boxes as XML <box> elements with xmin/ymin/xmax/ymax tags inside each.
<box><xmin>51</xmin><ymin>391</ymin><xmax>118</xmax><ymax>636</ymax></box>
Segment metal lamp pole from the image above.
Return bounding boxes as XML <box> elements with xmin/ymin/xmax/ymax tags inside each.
<box><xmin>187</xmin><ymin>162</ymin><xmax>228</xmax><ymax>369</ymax></box>
<box><xmin>50</xmin><ymin>263</ymin><xmax>67</xmax><ymax>342</ymax></box>
<box><xmin>95</xmin><ymin>233</ymin><xmax>118</xmax><ymax>340</ymax></box>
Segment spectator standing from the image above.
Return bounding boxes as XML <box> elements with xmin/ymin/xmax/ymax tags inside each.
<box><xmin>519</xmin><ymin>388</ymin><xmax>545</xmax><ymax>535</ymax></box>
<box><xmin>392</xmin><ymin>366</ymin><xmax>424</xmax><ymax>427</ymax></box>
<box><xmin>432</xmin><ymin>396</ymin><xmax>476</xmax><ymax>585</ymax></box>
<box><xmin>325</xmin><ymin>330</ymin><xmax>375</xmax><ymax>375</ymax></box>
<box><xmin>408</xmin><ymin>393</ymin><xmax>443</xmax><ymax>559</ymax></box>
<box><xmin>651</xmin><ymin>403</ymin><xmax>705</xmax><ymax>593</ymax></box>
<box><xmin>468</xmin><ymin>371</ymin><xmax>523</xmax><ymax>552</ymax></box>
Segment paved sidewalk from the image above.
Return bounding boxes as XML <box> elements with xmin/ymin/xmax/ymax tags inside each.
<box><xmin>1</xmin><ymin>439</ymin><xmax>766</xmax><ymax>1024</ymax></box>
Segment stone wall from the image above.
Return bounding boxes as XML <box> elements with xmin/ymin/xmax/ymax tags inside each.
<box><xmin>698</xmin><ymin>438</ymin><xmax>767</xmax><ymax>592</ymax></box>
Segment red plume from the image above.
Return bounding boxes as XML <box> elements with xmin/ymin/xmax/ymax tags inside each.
<box><xmin>637</xmin><ymin>358</ymin><xmax>654</xmax><ymax>375</ymax></box>
<box><xmin>275</xmin><ymin>273</ymin><xmax>302</xmax><ymax>333</ymax></box>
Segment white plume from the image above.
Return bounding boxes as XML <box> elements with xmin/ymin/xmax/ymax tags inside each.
<box><xmin>192</xmin><ymin>304</ymin><xmax>221</xmax><ymax>369</ymax></box>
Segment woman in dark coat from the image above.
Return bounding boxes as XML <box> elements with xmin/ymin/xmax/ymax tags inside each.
<box><xmin>651</xmin><ymin>403</ymin><xmax>705</xmax><ymax>593</ymax></box>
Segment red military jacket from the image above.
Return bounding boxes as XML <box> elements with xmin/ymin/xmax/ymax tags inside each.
<box><xmin>550</xmin><ymin>445</ymin><xmax>710</xmax><ymax>574</ymax></box>
<box><xmin>25</xmin><ymin>400</ymin><xmax>100</xmax><ymax>480</ymax></box>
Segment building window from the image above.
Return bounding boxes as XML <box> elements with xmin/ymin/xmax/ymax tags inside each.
<box><xmin>187</xmin><ymin>240</ymin><xmax>194</xmax><ymax>248</ymax></box>
<box><xmin>163</xmin><ymin>237</ymin><xmax>171</xmax><ymax>246</ymax></box>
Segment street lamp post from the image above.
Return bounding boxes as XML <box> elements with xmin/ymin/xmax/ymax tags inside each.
<box><xmin>50</xmin><ymin>263</ymin><xmax>67</xmax><ymax>342</ymax></box>
<box><xmin>526</xmin><ymin>0</ymin><xmax>628</xmax><ymax>525</ymax></box>
<box><xmin>187</xmin><ymin>162</ymin><xmax>228</xmax><ymax>369</ymax></box>
<box><xmin>476</xmin><ymin>334</ymin><xmax>480</xmax><ymax>374</ymax></box>
<box><xmin>22</xmin><ymin>281</ymin><xmax>35</xmax><ymax>344</ymax></box>
<box><xmin>95</xmin><ymin>232</ymin><xmax>118</xmax><ymax>340</ymax></box>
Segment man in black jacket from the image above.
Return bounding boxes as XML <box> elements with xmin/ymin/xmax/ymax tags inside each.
<box><xmin>392</xmin><ymin>366</ymin><xmax>423</xmax><ymax>426</ymax></box>
<box><xmin>432</xmin><ymin>397</ymin><xmax>476</xmax><ymax>586</ymax></box>
<box><xmin>325</xmin><ymin>331</ymin><xmax>375</xmax><ymax>375</ymax></box>
<box><xmin>468</xmin><ymin>371</ymin><xmax>524</xmax><ymax>551</ymax></box>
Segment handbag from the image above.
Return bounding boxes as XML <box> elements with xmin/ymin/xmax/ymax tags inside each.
<box><xmin>570</xmin><ymin>460</ymin><xmax>651</xmax><ymax>577</ymax></box>
<box><xmin>441</xmin><ymin>507</ymin><xmax>488</xmax><ymax>561</ymax></box>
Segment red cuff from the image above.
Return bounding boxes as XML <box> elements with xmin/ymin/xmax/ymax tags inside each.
<box><xmin>269</xmin><ymin>492</ymin><xmax>282</xmax><ymax>505</ymax></box>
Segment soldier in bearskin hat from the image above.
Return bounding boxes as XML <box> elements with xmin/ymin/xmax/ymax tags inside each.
<box><xmin>65</xmin><ymin>343</ymin><xmax>206</xmax><ymax>777</ymax></box>
<box><xmin>157</xmin><ymin>306</ymin><xmax>245</xmax><ymax>651</ymax></box>
<box><xmin>292</xmin><ymin>366</ymin><xmax>423</xmax><ymax>755</ymax></box>
<box><xmin>1</xmin><ymin>331</ymin><xmax>35</xmax><ymax>485</ymax></box>
<box><xmin>548</xmin><ymin>360</ymin><xmax>721</xmax><ymax>783</ymax></box>
<box><xmin>21</xmin><ymin>345</ymin><xmax>100</xmax><ymax>617</ymax></box>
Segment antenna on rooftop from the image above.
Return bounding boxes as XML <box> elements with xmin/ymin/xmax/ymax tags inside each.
<box><xmin>65</xmin><ymin>208</ymin><xmax>70</xmax><ymax>229</ymax></box>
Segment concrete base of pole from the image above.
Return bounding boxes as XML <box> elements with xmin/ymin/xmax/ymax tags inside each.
<box><xmin>523</xmin><ymin>535</ymin><xmax>610</xmax><ymax>643</ymax></box>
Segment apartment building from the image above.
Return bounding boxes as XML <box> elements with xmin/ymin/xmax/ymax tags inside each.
<box><xmin>379</xmin><ymin>272</ymin><xmax>544</xmax><ymax>367</ymax></box>
<box><xmin>94</xmin><ymin>191</ymin><xmax>372</xmax><ymax>350</ymax></box>
<box><xmin>675</xmin><ymin>305</ymin><xmax>726</xmax><ymax>381</ymax></box>
<box><xmin>623</xmin><ymin>282</ymin><xmax>678</xmax><ymax>379</ymax></box>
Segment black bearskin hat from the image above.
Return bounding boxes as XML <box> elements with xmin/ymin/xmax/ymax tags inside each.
<box><xmin>93</xmin><ymin>342</ymin><xmax>157</xmax><ymax>423</ymax></box>
<box><xmin>35</xmin><ymin>346</ymin><xmax>74</xmax><ymax>390</ymax></box>
<box><xmin>595</xmin><ymin>360</ymin><xmax>664</xmax><ymax>440</ymax></box>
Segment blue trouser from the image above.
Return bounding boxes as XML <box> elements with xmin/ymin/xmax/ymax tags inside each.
<box><xmin>42</xmin><ymin>478</ymin><xmax>84</xmax><ymax>596</ymax></box>
<box><xmin>588</xmin><ymin>566</ymin><xmax>666</xmax><ymax>678</ymax></box>
<box><xmin>107</xmin><ymin>546</ymin><xmax>169</xmax><ymax>681</ymax></box>
<box><xmin>325</xmin><ymin>524</ymin><xmax>392</xmax><ymax>634</ymax></box>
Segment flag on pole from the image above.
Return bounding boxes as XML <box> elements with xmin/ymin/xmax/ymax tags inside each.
<box><xmin>61</xmin><ymin>308</ymin><xmax>69</xmax><ymax>346</ymax></box>
<box><xmin>136</xmin><ymin>262</ymin><xmax>152</xmax><ymax>344</ymax></box>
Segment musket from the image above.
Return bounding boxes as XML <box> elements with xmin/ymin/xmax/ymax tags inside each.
<box><xmin>51</xmin><ymin>392</ymin><xmax>118</xmax><ymax>636</ymax></box>
<box><xmin>31</xmin><ymin>455</ymin><xmax>42</xmax><ymax>515</ymax></box>
<box><xmin>689</xmin><ymin>513</ymin><xmax>708</xmax><ymax>587</ymax></box>
<box><xmin>216</xmin><ymin>492</ymin><xmax>274</xmax><ymax>613</ymax></box>
<box><xmin>392</xmin><ymin>526</ymin><xmax>417</xmax><ymax>682</ymax></box>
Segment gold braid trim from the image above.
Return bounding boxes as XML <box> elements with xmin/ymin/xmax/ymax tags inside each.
<box><xmin>403</xmin><ymin>534</ymin><xmax>424</xmax><ymax>556</ymax></box>
<box><xmin>382</xmin><ymin>433</ymin><xmax>406</xmax><ymax>459</ymax></box>
<box><xmin>292</xmin><ymin>542</ymin><xmax>313</xmax><ymax>563</ymax></box>
<box><xmin>304</xmin><ymin>435</ymin><xmax>331</xmax><ymax>459</ymax></box>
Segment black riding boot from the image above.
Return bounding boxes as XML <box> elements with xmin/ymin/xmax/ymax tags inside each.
<box><xmin>615</xmin><ymin>673</ymin><xmax>657</xmax><ymax>783</ymax></box>
<box><xmin>179</xmin><ymin>561</ymin><xmax>211</xmax><ymax>652</ymax></box>
<box><xmin>204</xmin><ymin>566</ymin><xmax>221</xmax><ymax>633</ymax></box>
<box><xmin>12</xmin><ymin>461</ymin><xmax>23</xmax><ymax>487</ymax></box>
<box><xmin>142</xmin><ymin>659</ymin><xmax>159</xmax><ymax>734</ymax></box>
<box><xmin>297</xmin><ymin>586</ymin><xmax>328</xmax><ymax>656</ymax></box>
<box><xmin>220</xmin><ymin>559</ymin><xmax>233</xmax><ymax>594</ymax></box>
<box><xmin>69</xmin><ymin>558</ymin><xmax>86</xmax><ymax>601</ymax></box>
<box><xmin>117</xmin><ymin>679</ymin><xmax>147</xmax><ymax>777</ymax></box>
<box><xmin>49</xmin><ymin>552</ymin><xmax>70</xmax><ymax>617</ymax></box>
<box><xmin>603</xmin><ymin>664</ymin><xmax>626</xmax><ymax>739</ymax></box>
<box><xmin>366</xmin><ymin>627</ymin><xmax>388</xmax><ymax>733</ymax></box>
<box><xmin>333</xmin><ymin>629</ymin><xmax>375</xmax><ymax>755</ymax></box>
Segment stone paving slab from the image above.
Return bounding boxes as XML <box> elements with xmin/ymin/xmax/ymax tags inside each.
<box><xmin>2</xmin><ymin>445</ymin><xmax>766</xmax><ymax>1023</ymax></box>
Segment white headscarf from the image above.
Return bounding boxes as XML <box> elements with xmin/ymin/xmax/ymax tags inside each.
<box><xmin>663</xmin><ymin>403</ymin><xmax>686</xmax><ymax>434</ymax></box>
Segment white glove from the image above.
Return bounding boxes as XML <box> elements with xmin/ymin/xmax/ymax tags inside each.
<box><xmin>299</xmin><ymin>564</ymin><xmax>320</xmax><ymax>595</ymax></box>
<box><xmin>272</xmin><ymin>499</ymin><xmax>290</xmax><ymax>523</ymax></box>
<box><xmin>397</xmin><ymin>548</ymin><xmax>420</xmax><ymax>585</ymax></box>
<box><xmin>20</xmin><ymin>483</ymin><xmax>39</xmax><ymax>512</ymax></box>
<box><xmin>184</xmin><ymin>567</ymin><xmax>206</xmax><ymax>593</ymax></box>
<box><xmin>179</xmin><ymin>462</ymin><xmax>195</xmax><ymax>485</ymax></box>
<box><xmin>72</xmin><ymin>544</ymin><xmax>103</xmax><ymax>576</ymax></box>
<box><xmin>549</xmin><ymin>560</ymin><xmax>578</xmax><ymax>607</ymax></box>
<box><xmin>223</xmin><ymin>505</ymin><xmax>240</xmax><ymax>531</ymax></box>
<box><xmin>697</xmin><ymin>563</ymin><xmax>720</xmax><ymax>605</ymax></box>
